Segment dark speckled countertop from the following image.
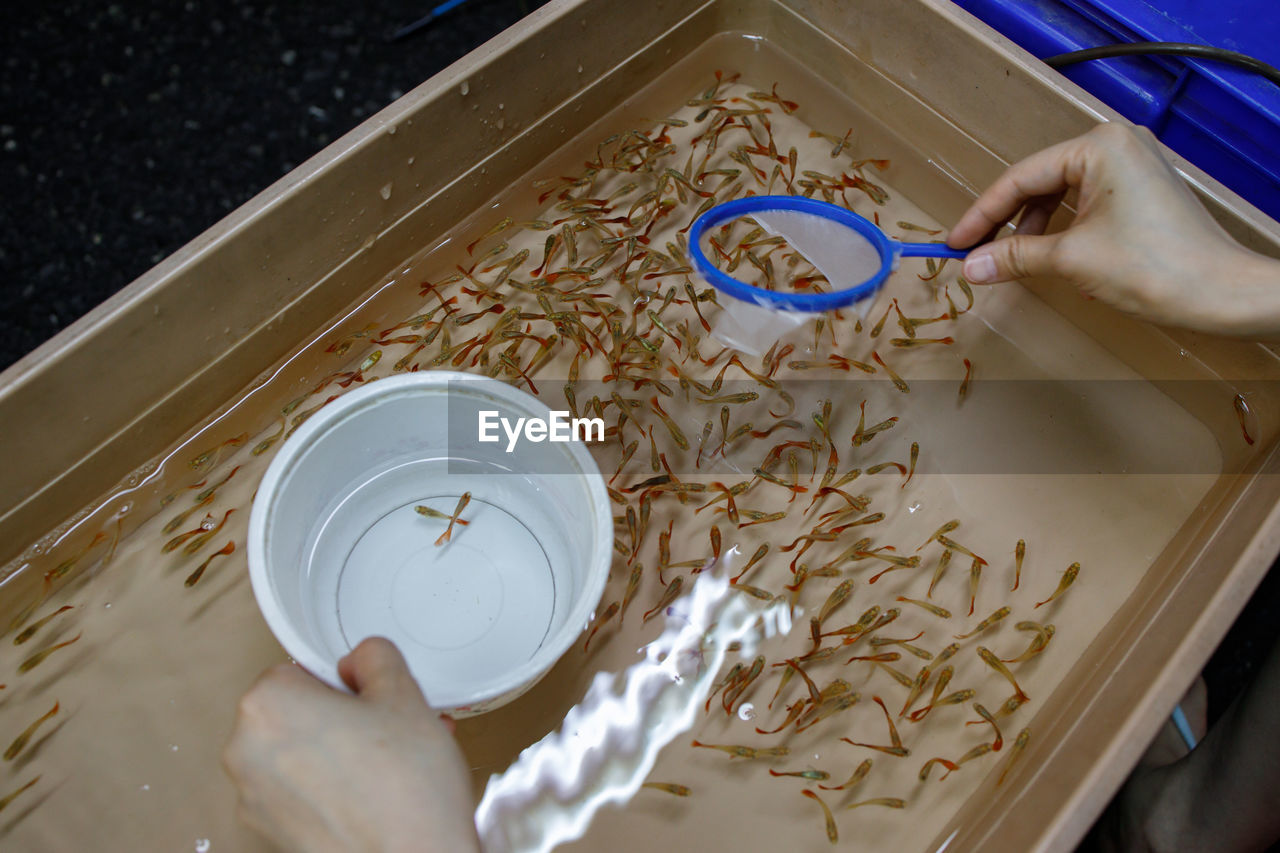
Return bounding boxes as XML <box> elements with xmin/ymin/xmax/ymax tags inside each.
<box><xmin>1</xmin><ymin>0</ymin><xmax>1276</xmax><ymax>790</ymax></box>
<box><xmin>0</xmin><ymin>0</ymin><xmax>548</xmax><ymax>369</ymax></box>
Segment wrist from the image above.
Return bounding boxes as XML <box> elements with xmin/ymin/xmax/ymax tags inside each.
<box><xmin>1202</xmin><ymin>247</ymin><xmax>1280</xmax><ymax>339</ymax></box>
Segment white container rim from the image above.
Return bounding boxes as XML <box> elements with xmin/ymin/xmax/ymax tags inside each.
<box><xmin>247</xmin><ymin>371</ymin><xmax>612</xmax><ymax>707</ymax></box>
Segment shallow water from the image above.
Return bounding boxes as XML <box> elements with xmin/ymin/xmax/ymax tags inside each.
<box><xmin>0</xmin><ymin>33</ymin><xmax>1231</xmax><ymax>852</ymax></box>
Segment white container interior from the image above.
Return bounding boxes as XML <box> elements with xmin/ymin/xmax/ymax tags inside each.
<box><xmin>247</xmin><ymin>372</ymin><xmax>611</xmax><ymax>713</ymax></box>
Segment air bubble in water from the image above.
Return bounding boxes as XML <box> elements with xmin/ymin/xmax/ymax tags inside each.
<box><xmin>380</xmin><ymin>183</ymin><xmax>392</xmax><ymax>200</ymax></box>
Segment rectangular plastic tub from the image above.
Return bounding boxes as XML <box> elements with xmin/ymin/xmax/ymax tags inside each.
<box><xmin>2</xmin><ymin>1</ymin><xmax>1280</xmax><ymax>850</ymax></box>
<box><xmin>954</xmin><ymin>0</ymin><xmax>1280</xmax><ymax>222</ymax></box>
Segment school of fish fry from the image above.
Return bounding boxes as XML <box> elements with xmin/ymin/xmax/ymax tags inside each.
<box><xmin>0</xmin><ymin>70</ymin><xmax>1113</xmax><ymax>846</ymax></box>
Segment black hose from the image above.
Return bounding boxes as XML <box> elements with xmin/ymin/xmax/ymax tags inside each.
<box><xmin>1044</xmin><ymin>41</ymin><xmax>1280</xmax><ymax>88</ymax></box>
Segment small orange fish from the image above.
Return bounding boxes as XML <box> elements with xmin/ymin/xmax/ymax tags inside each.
<box><xmin>1001</xmin><ymin>622</ymin><xmax>1056</xmax><ymax>663</ymax></box>
<box><xmin>842</xmin><ymin>696</ymin><xmax>908</xmax><ymax>756</ymax></box>
<box><xmin>956</xmin><ymin>742</ymin><xmax>993</xmax><ymax>767</ymax></box>
<box><xmin>722</xmin><ymin>656</ymin><xmax>765</xmax><ymax>714</ymax></box>
<box><xmin>905</xmin><ymin>666</ymin><xmax>953</xmax><ymax>723</ymax></box>
<box><xmin>994</xmin><ymin>693</ymin><xmax>1030</xmax><ymax>719</ymax></box>
<box><xmin>194</xmin><ymin>465</ymin><xmax>242</xmax><ymax>504</ymax></box>
<box><xmin>733</xmin><ymin>543</ymin><xmax>769</xmax><ymax>584</ymax></box>
<box><xmin>874</xmin><ymin>661</ymin><xmax>915</xmax><ymax>688</ymax></box>
<box><xmin>643</xmin><ymin>576</ymin><xmax>684</xmax><ymax>623</ymax></box>
<box><xmin>794</xmin><ymin>691</ymin><xmax>860</xmax><ymax>733</ymax></box>
<box><xmin>415</xmin><ymin>505</ymin><xmax>472</xmax><ymax>526</ymax></box>
<box><xmin>817</xmin><ymin>580</ymin><xmax>855</xmax><ymax>625</ymax></box>
<box><xmin>926</xmin><ymin>550</ymin><xmax>954</xmax><ymax>598</ymax></box>
<box><xmin>162</xmin><ymin>513</ymin><xmax>217</xmax><ymax>554</ymax></box>
<box><xmin>162</xmin><ymin>493</ymin><xmax>216</xmax><ymax>536</ymax></box>
<box><xmin>978</xmin><ymin>646</ymin><xmax>1029</xmax><ymax>703</ymax></box>
<box><xmin>918</xmin><ymin>520</ymin><xmax>960</xmax><ymax>551</ymax></box>
<box><xmin>889</xmin><ymin>336</ymin><xmax>954</xmax><ymax>348</ymax></box>
<box><xmin>189</xmin><ymin>432</ymin><xmax>249</xmax><ymax>471</ymax></box>
<box><xmin>966</xmin><ymin>702</ymin><xmax>1004</xmax><ymax>751</ymax></box>
<box><xmin>13</xmin><ymin>605</ymin><xmax>74</xmax><ymax>646</ymax></box>
<box><xmin>936</xmin><ymin>534</ymin><xmax>987</xmax><ymax>566</ymax></box>
<box><xmin>843</xmin><ymin>797</ymin><xmax>906</xmax><ymax>811</ymax></box>
<box><xmin>844</xmin><ymin>652</ymin><xmax>902</xmax><ymax>665</ymax></box>
<box><xmin>1233</xmin><ymin>393</ymin><xmax>1255</xmax><ymax>445</ymax></box>
<box><xmin>871</xmin><ymin>351</ymin><xmax>909</xmax><ymax>393</ymax></box>
<box><xmin>897</xmin><ymin>665</ymin><xmax>935</xmax><ymax>718</ymax></box>
<box><xmin>185</xmin><ymin>541</ymin><xmax>236</xmax><ymax>587</ymax></box>
<box><xmin>19</xmin><ymin>632</ymin><xmax>83</xmax><ymax>673</ymax></box>
<box><xmin>466</xmin><ymin>217</ymin><xmax>514</xmax><ymax>255</ymax></box>
<box><xmin>801</xmin><ymin>789</ymin><xmax>839</xmax><ymax>844</ymax></box>
<box><xmin>435</xmin><ymin>492</ymin><xmax>472</xmax><ymax>546</ymax></box>
<box><xmin>959</xmin><ymin>358</ymin><xmax>973</xmax><ymax>401</ymax></box>
<box><xmin>756</xmin><ymin>699</ymin><xmax>806</xmax><ymax>735</ymax></box>
<box><xmin>583</xmin><ymin>602</ymin><xmax>620</xmax><ymax>652</ymax></box>
<box><xmin>770</xmin><ymin>768</ymin><xmax>830</xmax><ymax>781</ymax></box>
<box><xmin>998</xmin><ymin>728</ymin><xmax>1032</xmax><ymax>785</ymax></box>
<box><xmin>919</xmin><ymin>757</ymin><xmax>960</xmax><ymax>781</ymax></box>
<box><xmin>1034</xmin><ymin>562</ymin><xmax>1079</xmax><ymax>609</ymax></box>
<box><xmin>896</xmin><ymin>596</ymin><xmax>950</xmax><ymax>619</ymax></box>
<box><xmin>706</xmin><ymin>662</ymin><xmax>745</xmax><ymax>713</ymax></box>
<box><xmin>1012</xmin><ymin>539</ymin><xmax>1026</xmax><ymax>591</ymax></box>
<box><xmin>819</xmin><ymin>757</ymin><xmax>873</xmax><ymax>791</ymax></box>
<box><xmin>4</xmin><ymin>700</ymin><xmax>59</xmax><ymax>760</ymax></box>
<box><xmin>0</xmin><ymin>775</ymin><xmax>41</xmax><ymax>813</ymax></box>
<box><xmin>620</xmin><ymin>561</ymin><xmax>645</xmax><ymax>622</ymax></box>
<box><xmin>641</xmin><ymin>782</ymin><xmax>691</xmax><ymax>796</ymax></box>
<box><xmin>966</xmin><ymin>557</ymin><xmax>983</xmax><ymax>616</ymax></box>
<box><xmin>181</xmin><ymin>508</ymin><xmax>235</xmax><ymax>556</ymax></box>
<box><xmin>690</xmin><ymin>739</ymin><xmax>789</xmax><ymax>760</ymax></box>
<box><xmin>955</xmin><ymin>606</ymin><xmax>1010</xmax><ymax>640</ymax></box>
<box><xmin>934</xmin><ymin>643</ymin><xmax>961</xmax><ymax>667</ymax></box>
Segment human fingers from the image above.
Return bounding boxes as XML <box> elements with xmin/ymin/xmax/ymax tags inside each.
<box><xmin>234</xmin><ymin>662</ymin><xmax>329</xmax><ymax>725</ymax></box>
<box><xmin>224</xmin><ymin>664</ymin><xmax>313</xmax><ymax>771</ymax></box>
<box><xmin>1012</xmin><ymin>190</ymin><xmax>1067</xmax><ymax>238</ymax></box>
<box><xmin>947</xmin><ymin>138</ymin><xmax>1084</xmax><ymax>249</ymax></box>
<box><xmin>337</xmin><ymin>637</ymin><xmax>426</xmax><ymax>707</ymax></box>
<box><xmin>962</xmin><ymin>232</ymin><xmax>1063</xmax><ymax>284</ymax></box>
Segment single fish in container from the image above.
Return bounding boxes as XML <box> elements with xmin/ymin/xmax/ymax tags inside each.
<box><xmin>434</xmin><ymin>493</ymin><xmax>473</xmax><ymax>547</ymax></box>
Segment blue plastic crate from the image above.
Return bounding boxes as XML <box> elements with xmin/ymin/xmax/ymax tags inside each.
<box><xmin>954</xmin><ymin>0</ymin><xmax>1280</xmax><ymax>222</ymax></box>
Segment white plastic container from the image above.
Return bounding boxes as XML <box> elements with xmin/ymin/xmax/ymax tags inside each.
<box><xmin>247</xmin><ymin>372</ymin><xmax>611</xmax><ymax>715</ymax></box>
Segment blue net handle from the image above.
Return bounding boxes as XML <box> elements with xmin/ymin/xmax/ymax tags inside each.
<box><xmin>689</xmin><ymin>196</ymin><xmax>968</xmax><ymax>312</ymax></box>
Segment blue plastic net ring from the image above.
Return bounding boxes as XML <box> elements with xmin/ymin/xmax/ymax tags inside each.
<box><xmin>687</xmin><ymin>196</ymin><xmax>896</xmax><ymax>313</ymax></box>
